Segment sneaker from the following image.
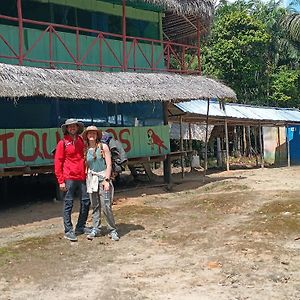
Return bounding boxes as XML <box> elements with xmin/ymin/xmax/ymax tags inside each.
<box><xmin>64</xmin><ymin>230</ymin><xmax>78</xmax><ymax>242</ymax></box>
<box><xmin>75</xmin><ymin>227</ymin><xmax>92</xmax><ymax>236</ymax></box>
<box><xmin>87</xmin><ymin>228</ymin><xmax>100</xmax><ymax>241</ymax></box>
<box><xmin>109</xmin><ymin>231</ymin><xmax>120</xmax><ymax>241</ymax></box>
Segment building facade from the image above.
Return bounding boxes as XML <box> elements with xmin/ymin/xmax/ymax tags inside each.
<box><xmin>0</xmin><ymin>0</ymin><xmax>216</xmax><ymax>174</ymax></box>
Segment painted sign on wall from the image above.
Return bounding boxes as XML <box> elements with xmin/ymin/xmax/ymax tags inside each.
<box><xmin>0</xmin><ymin>125</ymin><xmax>170</xmax><ymax>168</ymax></box>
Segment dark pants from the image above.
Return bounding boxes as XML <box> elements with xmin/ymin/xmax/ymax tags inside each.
<box><xmin>63</xmin><ymin>180</ymin><xmax>90</xmax><ymax>233</ymax></box>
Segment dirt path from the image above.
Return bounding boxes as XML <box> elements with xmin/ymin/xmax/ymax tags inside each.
<box><xmin>0</xmin><ymin>166</ymin><xmax>300</xmax><ymax>300</ymax></box>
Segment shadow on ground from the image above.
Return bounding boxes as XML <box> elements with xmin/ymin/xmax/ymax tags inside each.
<box><xmin>0</xmin><ymin>169</ymin><xmax>246</xmax><ymax>228</ymax></box>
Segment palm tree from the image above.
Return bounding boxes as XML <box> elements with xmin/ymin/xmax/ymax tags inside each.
<box><xmin>281</xmin><ymin>13</ymin><xmax>300</xmax><ymax>42</ymax></box>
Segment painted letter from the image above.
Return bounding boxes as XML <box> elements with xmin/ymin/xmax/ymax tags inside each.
<box><xmin>105</xmin><ymin>128</ymin><xmax>117</xmax><ymax>140</ymax></box>
<box><xmin>119</xmin><ymin>129</ymin><xmax>131</xmax><ymax>152</ymax></box>
<box><xmin>0</xmin><ymin>132</ymin><xmax>16</xmax><ymax>164</ymax></box>
<box><xmin>42</xmin><ymin>132</ymin><xmax>53</xmax><ymax>159</ymax></box>
<box><xmin>18</xmin><ymin>131</ymin><xmax>43</xmax><ymax>162</ymax></box>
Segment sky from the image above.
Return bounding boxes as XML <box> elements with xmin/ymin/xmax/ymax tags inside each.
<box><xmin>216</xmin><ymin>0</ymin><xmax>300</xmax><ymax>11</ymax></box>
<box><xmin>287</xmin><ymin>1</ymin><xmax>300</xmax><ymax>11</ymax></box>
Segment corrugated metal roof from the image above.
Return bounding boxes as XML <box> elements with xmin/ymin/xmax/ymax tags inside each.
<box><xmin>175</xmin><ymin>99</ymin><xmax>300</xmax><ymax>123</ymax></box>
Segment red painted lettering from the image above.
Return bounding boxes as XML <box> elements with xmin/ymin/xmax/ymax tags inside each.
<box><xmin>105</xmin><ymin>128</ymin><xmax>117</xmax><ymax>140</ymax></box>
<box><xmin>119</xmin><ymin>129</ymin><xmax>131</xmax><ymax>152</ymax></box>
<box><xmin>17</xmin><ymin>131</ymin><xmax>43</xmax><ymax>162</ymax></box>
<box><xmin>42</xmin><ymin>133</ymin><xmax>53</xmax><ymax>159</ymax></box>
<box><xmin>0</xmin><ymin>132</ymin><xmax>16</xmax><ymax>164</ymax></box>
<box><xmin>55</xmin><ymin>131</ymin><xmax>62</xmax><ymax>143</ymax></box>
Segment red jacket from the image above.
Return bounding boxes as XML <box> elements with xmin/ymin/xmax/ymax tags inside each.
<box><xmin>54</xmin><ymin>135</ymin><xmax>86</xmax><ymax>184</ymax></box>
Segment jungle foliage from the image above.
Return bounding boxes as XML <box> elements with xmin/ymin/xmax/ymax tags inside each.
<box><xmin>201</xmin><ymin>0</ymin><xmax>300</xmax><ymax>107</ymax></box>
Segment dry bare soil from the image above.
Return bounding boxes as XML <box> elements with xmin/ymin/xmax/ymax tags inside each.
<box><xmin>0</xmin><ymin>166</ymin><xmax>300</xmax><ymax>300</ymax></box>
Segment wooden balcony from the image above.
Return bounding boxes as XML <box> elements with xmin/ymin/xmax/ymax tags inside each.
<box><xmin>0</xmin><ymin>14</ymin><xmax>201</xmax><ymax>75</ymax></box>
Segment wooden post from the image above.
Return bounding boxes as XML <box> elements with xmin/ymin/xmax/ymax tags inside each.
<box><xmin>216</xmin><ymin>137</ymin><xmax>222</xmax><ymax>167</ymax></box>
<box><xmin>203</xmin><ymin>99</ymin><xmax>210</xmax><ymax>181</ymax></box>
<box><xmin>122</xmin><ymin>0</ymin><xmax>127</xmax><ymax>71</ymax></box>
<box><xmin>224</xmin><ymin>119</ymin><xmax>230</xmax><ymax>171</ymax></box>
<box><xmin>259</xmin><ymin>124</ymin><xmax>264</xmax><ymax>169</ymax></box>
<box><xmin>188</xmin><ymin>123</ymin><xmax>193</xmax><ymax>150</ymax></box>
<box><xmin>17</xmin><ymin>0</ymin><xmax>24</xmax><ymax>65</ymax></box>
<box><xmin>243</xmin><ymin>126</ymin><xmax>247</xmax><ymax>156</ymax></box>
<box><xmin>180</xmin><ymin>116</ymin><xmax>184</xmax><ymax>179</ymax></box>
<box><xmin>236</xmin><ymin>126</ymin><xmax>241</xmax><ymax>157</ymax></box>
<box><xmin>247</xmin><ymin>126</ymin><xmax>252</xmax><ymax>157</ymax></box>
<box><xmin>196</xmin><ymin>18</ymin><xmax>201</xmax><ymax>74</ymax></box>
<box><xmin>286</xmin><ymin>125</ymin><xmax>291</xmax><ymax>167</ymax></box>
<box><xmin>233</xmin><ymin>126</ymin><xmax>237</xmax><ymax>157</ymax></box>
<box><xmin>254</xmin><ymin>127</ymin><xmax>258</xmax><ymax>167</ymax></box>
<box><xmin>188</xmin><ymin>123</ymin><xmax>193</xmax><ymax>170</ymax></box>
<box><xmin>277</xmin><ymin>126</ymin><xmax>281</xmax><ymax>165</ymax></box>
<box><xmin>163</xmin><ymin>102</ymin><xmax>171</xmax><ymax>185</ymax></box>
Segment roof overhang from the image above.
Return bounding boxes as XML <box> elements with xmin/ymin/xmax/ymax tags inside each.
<box><xmin>169</xmin><ymin>100</ymin><xmax>300</xmax><ymax>126</ymax></box>
<box><xmin>0</xmin><ymin>63</ymin><xmax>236</xmax><ymax>103</ymax></box>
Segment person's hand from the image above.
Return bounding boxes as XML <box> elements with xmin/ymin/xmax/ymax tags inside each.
<box><xmin>102</xmin><ymin>180</ymin><xmax>110</xmax><ymax>191</ymax></box>
<box><xmin>59</xmin><ymin>182</ymin><xmax>67</xmax><ymax>192</ymax></box>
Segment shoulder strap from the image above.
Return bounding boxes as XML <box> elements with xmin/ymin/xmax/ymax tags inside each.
<box><xmin>98</xmin><ymin>142</ymin><xmax>105</xmax><ymax>158</ymax></box>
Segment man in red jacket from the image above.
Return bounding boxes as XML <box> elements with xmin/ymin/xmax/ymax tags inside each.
<box><xmin>54</xmin><ymin>119</ymin><xmax>90</xmax><ymax>242</ymax></box>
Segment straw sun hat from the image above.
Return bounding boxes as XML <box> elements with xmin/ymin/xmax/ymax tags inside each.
<box><xmin>61</xmin><ymin>118</ymin><xmax>84</xmax><ymax>135</ymax></box>
<box><xmin>82</xmin><ymin>125</ymin><xmax>102</xmax><ymax>140</ymax></box>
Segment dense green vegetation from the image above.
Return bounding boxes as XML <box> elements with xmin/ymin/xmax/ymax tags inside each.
<box><xmin>201</xmin><ymin>0</ymin><xmax>300</xmax><ymax>107</ymax></box>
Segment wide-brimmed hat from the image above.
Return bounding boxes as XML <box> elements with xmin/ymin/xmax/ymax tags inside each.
<box><xmin>61</xmin><ymin>118</ymin><xmax>84</xmax><ymax>135</ymax></box>
<box><xmin>82</xmin><ymin>125</ymin><xmax>102</xmax><ymax>140</ymax></box>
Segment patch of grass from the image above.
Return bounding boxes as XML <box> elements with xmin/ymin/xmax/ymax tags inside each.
<box><xmin>258</xmin><ymin>199</ymin><xmax>300</xmax><ymax>215</ymax></box>
<box><xmin>154</xmin><ymin>232</ymin><xmax>204</xmax><ymax>246</ymax></box>
<box><xmin>116</xmin><ymin>205</ymin><xmax>169</xmax><ymax>222</ymax></box>
<box><xmin>179</xmin><ymin>192</ymin><xmax>250</xmax><ymax>215</ymax></box>
<box><xmin>202</xmin><ymin>181</ymin><xmax>249</xmax><ymax>193</ymax></box>
<box><xmin>14</xmin><ymin>236</ymin><xmax>53</xmax><ymax>249</ymax></box>
<box><xmin>0</xmin><ymin>235</ymin><xmax>60</xmax><ymax>268</ymax></box>
<box><xmin>0</xmin><ymin>246</ymin><xmax>18</xmax><ymax>267</ymax></box>
<box><xmin>245</xmin><ymin>198</ymin><xmax>300</xmax><ymax>235</ymax></box>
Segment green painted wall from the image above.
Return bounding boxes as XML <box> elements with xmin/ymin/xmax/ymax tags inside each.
<box><xmin>0</xmin><ymin>24</ymin><xmax>165</xmax><ymax>70</ymax></box>
<box><xmin>31</xmin><ymin>0</ymin><xmax>162</xmax><ymax>21</ymax></box>
<box><xmin>0</xmin><ymin>125</ymin><xmax>170</xmax><ymax>168</ymax></box>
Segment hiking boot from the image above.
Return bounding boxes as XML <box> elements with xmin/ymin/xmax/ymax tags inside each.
<box><xmin>75</xmin><ymin>227</ymin><xmax>91</xmax><ymax>236</ymax></box>
<box><xmin>64</xmin><ymin>230</ymin><xmax>77</xmax><ymax>242</ymax></box>
<box><xmin>109</xmin><ymin>231</ymin><xmax>119</xmax><ymax>241</ymax></box>
<box><xmin>87</xmin><ymin>228</ymin><xmax>101</xmax><ymax>241</ymax></box>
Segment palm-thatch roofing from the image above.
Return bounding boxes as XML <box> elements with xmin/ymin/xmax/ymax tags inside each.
<box><xmin>0</xmin><ymin>63</ymin><xmax>236</xmax><ymax>102</ymax></box>
<box><xmin>139</xmin><ymin>0</ymin><xmax>215</xmax><ymax>40</ymax></box>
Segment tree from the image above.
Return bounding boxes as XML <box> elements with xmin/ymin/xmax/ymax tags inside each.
<box><xmin>281</xmin><ymin>0</ymin><xmax>300</xmax><ymax>42</ymax></box>
<box><xmin>201</xmin><ymin>0</ymin><xmax>300</xmax><ymax>107</ymax></box>
<box><xmin>202</xmin><ymin>6</ymin><xmax>270</xmax><ymax>104</ymax></box>
<box><xmin>281</xmin><ymin>13</ymin><xmax>300</xmax><ymax>42</ymax></box>
<box><xmin>269</xmin><ymin>66</ymin><xmax>300</xmax><ymax>107</ymax></box>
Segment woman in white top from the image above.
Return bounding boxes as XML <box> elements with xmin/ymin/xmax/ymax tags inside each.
<box><xmin>83</xmin><ymin>125</ymin><xmax>119</xmax><ymax>241</ymax></box>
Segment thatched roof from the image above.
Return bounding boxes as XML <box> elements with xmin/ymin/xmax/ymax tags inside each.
<box><xmin>0</xmin><ymin>63</ymin><xmax>236</xmax><ymax>102</ymax></box>
<box><xmin>141</xmin><ymin>0</ymin><xmax>214</xmax><ymax>16</ymax></box>
<box><xmin>139</xmin><ymin>0</ymin><xmax>215</xmax><ymax>40</ymax></box>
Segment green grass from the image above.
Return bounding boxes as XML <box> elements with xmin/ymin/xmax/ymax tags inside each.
<box><xmin>244</xmin><ymin>198</ymin><xmax>300</xmax><ymax>235</ymax></box>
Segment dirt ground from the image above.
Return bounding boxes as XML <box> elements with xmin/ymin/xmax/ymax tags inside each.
<box><xmin>0</xmin><ymin>166</ymin><xmax>300</xmax><ymax>300</ymax></box>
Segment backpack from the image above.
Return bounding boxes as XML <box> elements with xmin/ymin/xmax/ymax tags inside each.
<box><xmin>101</xmin><ymin>132</ymin><xmax>128</xmax><ymax>178</ymax></box>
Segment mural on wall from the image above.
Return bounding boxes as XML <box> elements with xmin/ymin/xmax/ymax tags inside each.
<box><xmin>263</xmin><ymin>127</ymin><xmax>287</xmax><ymax>165</ymax></box>
<box><xmin>147</xmin><ymin>128</ymin><xmax>168</xmax><ymax>154</ymax></box>
<box><xmin>0</xmin><ymin>125</ymin><xmax>170</xmax><ymax>168</ymax></box>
